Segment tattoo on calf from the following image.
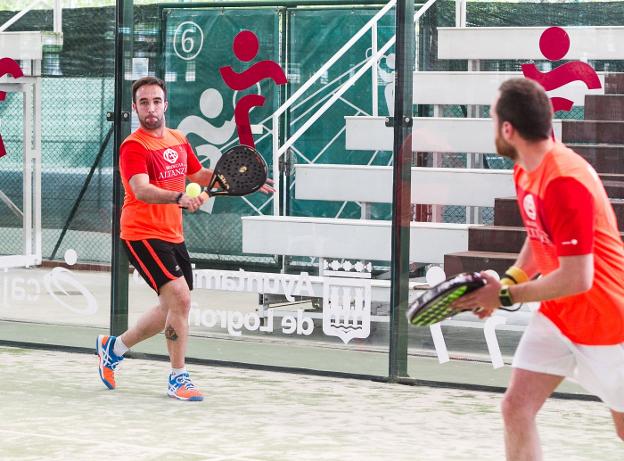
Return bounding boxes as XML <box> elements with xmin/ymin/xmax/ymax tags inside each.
<box><xmin>165</xmin><ymin>325</ymin><xmax>178</xmax><ymax>341</ymax></box>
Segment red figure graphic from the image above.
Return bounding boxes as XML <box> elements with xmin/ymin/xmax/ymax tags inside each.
<box><xmin>522</xmin><ymin>26</ymin><xmax>601</xmax><ymax>113</ymax></box>
<box><xmin>220</xmin><ymin>30</ymin><xmax>287</xmax><ymax>148</ymax></box>
<box><xmin>0</xmin><ymin>58</ymin><xmax>24</xmax><ymax>157</ymax></box>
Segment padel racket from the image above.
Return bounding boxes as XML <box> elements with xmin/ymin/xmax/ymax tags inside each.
<box><xmin>407</xmin><ymin>272</ymin><xmax>485</xmax><ymax>326</ymax></box>
<box><xmin>407</xmin><ymin>272</ymin><xmax>523</xmax><ymax>326</ymax></box>
<box><xmin>199</xmin><ymin>144</ymin><xmax>268</xmax><ymax>198</ymax></box>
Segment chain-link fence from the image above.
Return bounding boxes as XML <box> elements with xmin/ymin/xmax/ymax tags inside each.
<box><xmin>0</xmin><ymin>6</ymin><xmax>144</xmax><ymax>264</ymax></box>
<box><xmin>0</xmin><ymin>77</ymin><xmax>115</xmax><ymax>262</ymax></box>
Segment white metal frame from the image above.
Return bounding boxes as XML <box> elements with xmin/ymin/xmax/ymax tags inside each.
<box><xmin>0</xmin><ymin>19</ymin><xmax>48</xmax><ymax>268</ymax></box>
<box><xmin>0</xmin><ymin>79</ymin><xmax>42</xmax><ymax>269</ymax></box>
<box><xmin>0</xmin><ymin>0</ymin><xmax>62</xmax><ymax>34</ymax></box>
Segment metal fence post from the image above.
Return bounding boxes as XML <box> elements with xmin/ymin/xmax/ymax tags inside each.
<box><xmin>110</xmin><ymin>0</ymin><xmax>133</xmax><ymax>336</ymax></box>
<box><xmin>389</xmin><ymin>0</ymin><xmax>415</xmax><ymax>379</ymax></box>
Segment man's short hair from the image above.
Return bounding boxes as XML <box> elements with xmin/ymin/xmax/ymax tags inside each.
<box><xmin>132</xmin><ymin>76</ymin><xmax>167</xmax><ymax>103</ymax></box>
<box><xmin>495</xmin><ymin>78</ymin><xmax>553</xmax><ymax>141</ymax></box>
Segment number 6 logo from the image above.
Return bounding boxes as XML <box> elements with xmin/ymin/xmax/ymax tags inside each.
<box><xmin>173</xmin><ymin>21</ymin><xmax>204</xmax><ymax>61</ymax></box>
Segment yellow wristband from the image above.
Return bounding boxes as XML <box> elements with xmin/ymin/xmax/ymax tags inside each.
<box><xmin>501</xmin><ymin>266</ymin><xmax>529</xmax><ymax>286</ymax></box>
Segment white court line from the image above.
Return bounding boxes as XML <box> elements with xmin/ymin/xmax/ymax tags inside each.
<box><xmin>0</xmin><ymin>428</ymin><xmax>241</xmax><ymax>459</ymax></box>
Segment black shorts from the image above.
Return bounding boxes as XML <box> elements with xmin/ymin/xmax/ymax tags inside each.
<box><xmin>123</xmin><ymin>239</ymin><xmax>193</xmax><ymax>293</ymax></box>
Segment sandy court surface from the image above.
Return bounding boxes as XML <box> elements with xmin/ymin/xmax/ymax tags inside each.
<box><xmin>0</xmin><ymin>346</ymin><xmax>621</xmax><ymax>461</ymax></box>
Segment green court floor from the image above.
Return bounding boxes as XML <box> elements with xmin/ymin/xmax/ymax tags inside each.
<box><xmin>0</xmin><ymin>346</ymin><xmax>621</xmax><ymax>461</ymax></box>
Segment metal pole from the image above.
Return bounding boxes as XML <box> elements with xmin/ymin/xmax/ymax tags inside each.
<box><xmin>54</xmin><ymin>0</ymin><xmax>62</xmax><ymax>34</ymax></box>
<box><xmin>110</xmin><ymin>0</ymin><xmax>132</xmax><ymax>336</ymax></box>
<box><xmin>389</xmin><ymin>0</ymin><xmax>415</xmax><ymax>379</ymax></box>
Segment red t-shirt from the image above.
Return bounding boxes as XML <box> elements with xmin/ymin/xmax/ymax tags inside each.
<box><xmin>514</xmin><ymin>142</ymin><xmax>624</xmax><ymax>345</ymax></box>
<box><xmin>119</xmin><ymin>127</ymin><xmax>202</xmax><ymax>243</ymax></box>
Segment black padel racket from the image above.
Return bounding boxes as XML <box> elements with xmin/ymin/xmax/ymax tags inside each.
<box><xmin>407</xmin><ymin>272</ymin><xmax>486</xmax><ymax>326</ymax></box>
<box><xmin>200</xmin><ymin>144</ymin><xmax>267</xmax><ymax>197</ymax></box>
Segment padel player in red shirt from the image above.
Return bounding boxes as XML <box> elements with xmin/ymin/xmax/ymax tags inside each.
<box><xmin>97</xmin><ymin>76</ymin><xmax>212</xmax><ymax>401</ymax></box>
<box><xmin>453</xmin><ymin>78</ymin><xmax>624</xmax><ymax>459</ymax></box>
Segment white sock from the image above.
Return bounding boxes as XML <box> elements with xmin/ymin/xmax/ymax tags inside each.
<box><xmin>171</xmin><ymin>368</ymin><xmax>187</xmax><ymax>377</ymax></box>
<box><xmin>113</xmin><ymin>337</ymin><xmax>129</xmax><ymax>357</ymax></box>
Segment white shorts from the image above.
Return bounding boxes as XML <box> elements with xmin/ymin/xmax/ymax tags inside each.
<box><xmin>513</xmin><ymin>312</ymin><xmax>624</xmax><ymax>412</ymax></box>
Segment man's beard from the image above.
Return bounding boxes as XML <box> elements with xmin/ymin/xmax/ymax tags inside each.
<box><xmin>139</xmin><ymin>114</ymin><xmax>163</xmax><ymax>130</ymax></box>
<box><xmin>495</xmin><ymin>134</ymin><xmax>518</xmax><ymax>161</ymax></box>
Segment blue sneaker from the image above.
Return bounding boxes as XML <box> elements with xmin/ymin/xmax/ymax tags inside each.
<box><xmin>96</xmin><ymin>335</ymin><xmax>124</xmax><ymax>390</ymax></box>
<box><xmin>167</xmin><ymin>372</ymin><xmax>203</xmax><ymax>401</ymax></box>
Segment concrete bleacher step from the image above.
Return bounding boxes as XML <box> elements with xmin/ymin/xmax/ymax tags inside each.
<box><xmin>446</xmin><ymin>221</ymin><xmax>624</xmax><ymax>274</ymax></box>
<box><xmin>468</xmin><ymin>226</ymin><xmax>526</xmax><ymax>254</ymax></box>
<box><xmin>493</xmin><ymin>197</ymin><xmax>522</xmax><ymax>227</ymax></box>
<box><xmin>602</xmin><ymin>178</ymin><xmax>624</xmax><ymax>198</ymax></box>
<box><xmin>468</xmin><ymin>225</ymin><xmax>624</xmax><ymax>255</ymax></box>
<box><xmin>605</xmin><ymin>73</ymin><xmax>624</xmax><ymax>94</ymax></box>
<box><xmin>493</xmin><ymin>197</ymin><xmax>624</xmax><ymax>228</ymax></box>
<box><xmin>584</xmin><ymin>95</ymin><xmax>624</xmax><ymax>121</ymax></box>
<box><xmin>562</xmin><ymin>120</ymin><xmax>624</xmax><ymax>144</ymax></box>
<box><xmin>444</xmin><ymin>250</ymin><xmax>518</xmax><ymax>277</ymax></box>
<box><xmin>569</xmin><ymin>144</ymin><xmax>624</xmax><ymax>174</ymax></box>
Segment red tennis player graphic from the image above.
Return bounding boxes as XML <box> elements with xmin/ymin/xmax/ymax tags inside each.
<box><xmin>220</xmin><ymin>30</ymin><xmax>287</xmax><ymax>148</ymax></box>
<box><xmin>522</xmin><ymin>26</ymin><xmax>601</xmax><ymax>113</ymax></box>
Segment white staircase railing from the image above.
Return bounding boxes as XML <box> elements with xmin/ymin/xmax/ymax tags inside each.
<box><xmin>271</xmin><ymin>0</ymin><xmax>440</xmax><ymax>215</ymax></box>
<box><xmin>0</xmin><ymin>0</ymin><xmax>62</xmax><ymax>34</ymax></box>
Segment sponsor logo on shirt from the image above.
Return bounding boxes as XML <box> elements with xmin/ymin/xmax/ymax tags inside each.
<box><xmin>523</xmin><ymin>194</ymin><xmax>537</xmax><ymax>221</ymax></box>
<box><xmin>562</xmin><ymin>239</ymin><xmax>578</xmax><ymax>246</ymax></box>
<box><xmin>163</xmin><ymin>148</ymin><xmax>179</xmax><ymax>164</ymax></box>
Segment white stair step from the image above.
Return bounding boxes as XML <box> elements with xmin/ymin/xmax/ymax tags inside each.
<box><xmin>412</xmin><ymin>71</ymin><xmax>605</xmax><ymax>106</ymax></box>
<box><xmin>0</xmin><ymin>31</ymin><xmax>62</xmax><ymax>61</ymax></box>
<box><xmin>438</xmin><ymin>26</ymin><xmax>624</xmax><ymax>60</ymax></box>
<box><xmin>242</xmin><ymin>216</ymin><xmax>472</xmax><ymax>264</ymax></box>
<box><xmin>294</xmin><ymin>164</ymin><xmax>514</xmax><ymax>207</ymax></box>
<box><xmin>345</xmin><ymin>116</ymin><xmax>562</xmax><ymax>153</ymax></box>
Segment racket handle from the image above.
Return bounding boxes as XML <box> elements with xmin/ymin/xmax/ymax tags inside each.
<box><xmin>179</xmin><ymin>189</ymin><xmax>209</xmax><ymax>209</ymax></box>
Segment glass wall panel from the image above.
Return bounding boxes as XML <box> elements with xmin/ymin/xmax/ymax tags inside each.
<box><xmin>124</xmin><ymin>2</ymin><xmax>398</xmax><ymax>377</ymax></box>
<box><xmin>407</xmin><ymin>0</ymin><xmax>624</xmax><ymax>395</ymax></box>
<box><xmin>0</xmin><ymin>4</ymin><xmax>114</xmax><ymax>346</ymax></box>
<box><xmin>5</xmin><ymin>0</ymin><xmax>619</xmax><ymax>391</ymax></box>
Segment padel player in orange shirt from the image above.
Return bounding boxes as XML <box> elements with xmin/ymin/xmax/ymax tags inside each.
<box><xmin>453</xmin><ymin>78</ymin><xmax>624</xmax><ymax>458</ymax></box>
<box><xmin>96</xmin><ymin>76</ymin><xmax>212</xmax><ymax>401</ymax></box>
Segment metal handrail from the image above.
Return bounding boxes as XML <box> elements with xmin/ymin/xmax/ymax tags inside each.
<box><xmin>271</xmin><ymin>0</ymin><xmax>439</xmax><ymax>215</ymax></box>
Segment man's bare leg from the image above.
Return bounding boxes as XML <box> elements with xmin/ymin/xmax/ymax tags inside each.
<box><xmin>157</xmin><ymin>277</ymin><xmax>191</xmax><ymax>369</ymax></box>
<box><xmin>96</xmin><ymin>298</ymin><xmax>168</xmax><ymax>390</ymax></box>
<box><xmin>119</xmin><ymin>303</ymin><xmax>167</xmax><ymax>348</ymax></box>
<box><xmin>501</xmin><ymin>368</ymin><xmax>564</xmax><ymax>461</ymax></box>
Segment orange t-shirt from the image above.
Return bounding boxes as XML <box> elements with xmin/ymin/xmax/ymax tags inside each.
<box><xmin>119</xmin><ymin>127</ymin><xmax>202</xmax><ymax>243</ymax></box>
<box><xmin>514</xmin><ymin>142</ymin><xmax>624</xmax><ymax>345</ymax></box>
